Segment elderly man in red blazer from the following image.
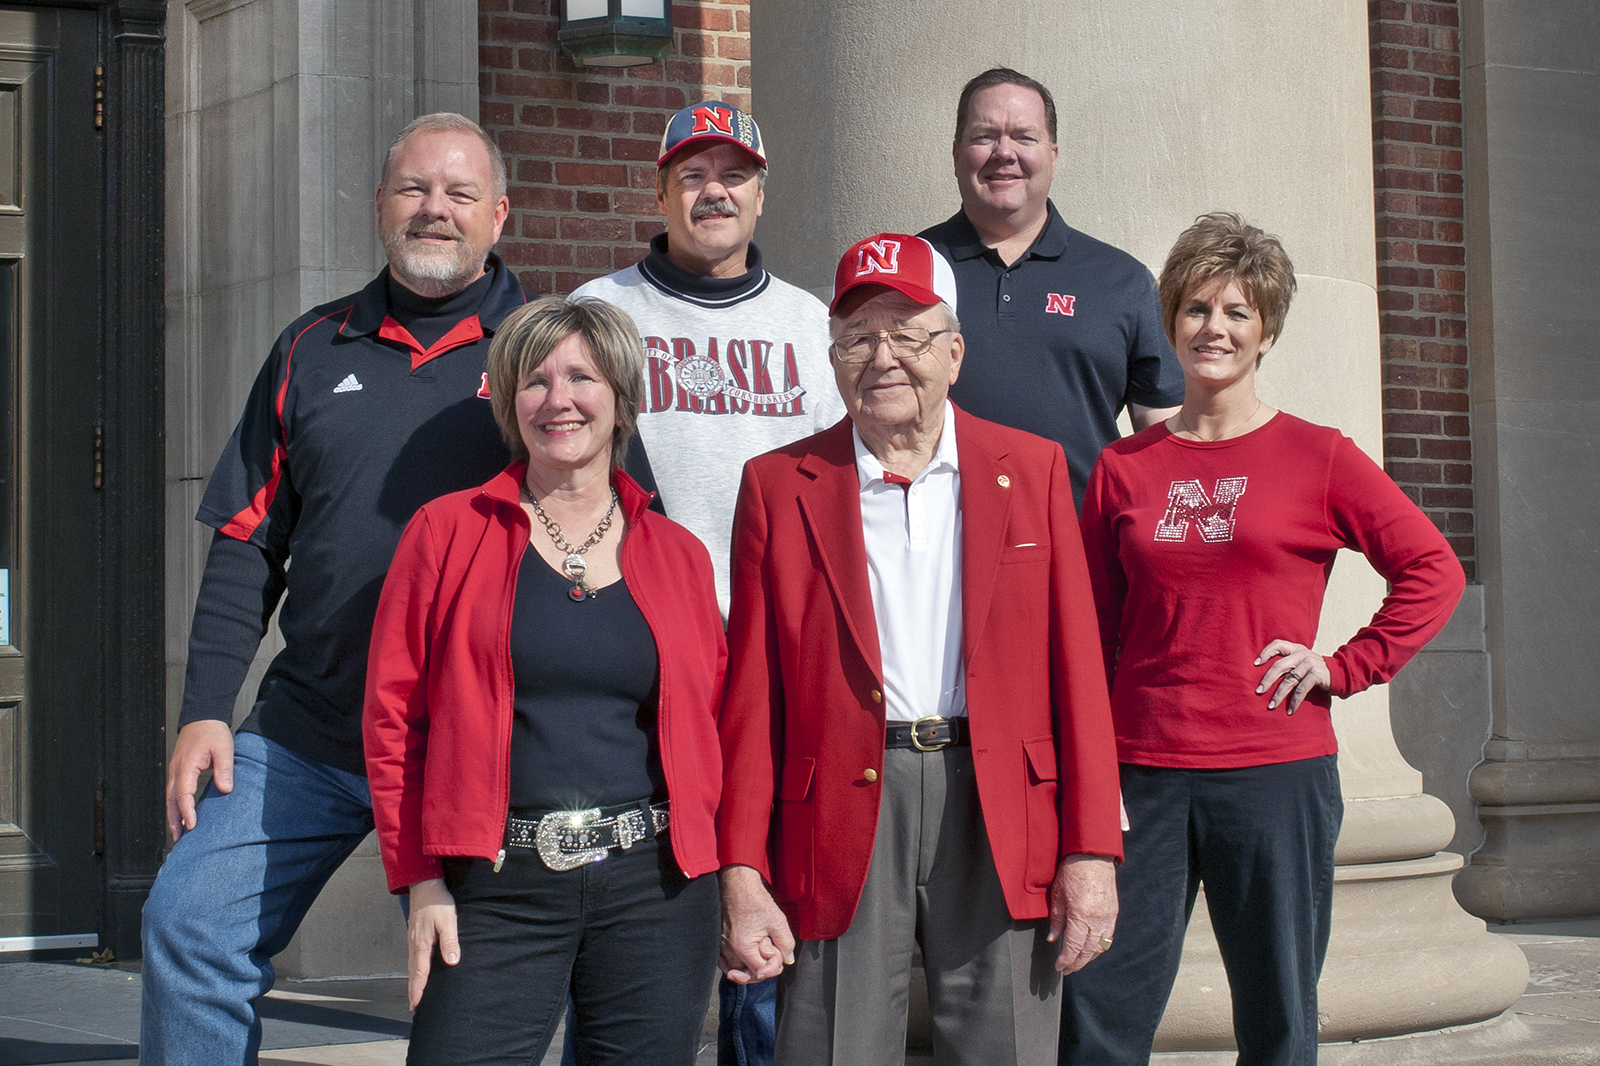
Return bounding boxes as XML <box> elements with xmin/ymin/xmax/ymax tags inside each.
<box><xmin>717</xmin><ymin>233</ymin><xmax>1124</xmax><ymax>1065</ymax></box>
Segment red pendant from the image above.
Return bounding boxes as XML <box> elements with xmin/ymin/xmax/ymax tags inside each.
<box><xmin>569</xmin><ymin>586</ymin><xmax>586</xmax><ymax>602</ymax></box>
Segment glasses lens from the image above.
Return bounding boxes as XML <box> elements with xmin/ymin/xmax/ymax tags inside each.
<box><xmin>834</xmin><ymin>328</ymin><xmax>933</xmax><ymax>362</ymax></box>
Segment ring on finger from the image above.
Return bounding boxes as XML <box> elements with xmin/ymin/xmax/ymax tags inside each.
<box><xmin>1097</xmin><ymin>936</ymin><xmax>1114</xmax><ymax>951</ymax></box>
<box><xmin>1286</xmin><ymin>670</ymin><xmax>1301</xmax><ymax>681</ymax></box>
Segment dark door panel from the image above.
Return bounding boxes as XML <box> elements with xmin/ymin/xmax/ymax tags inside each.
<box><xmin>0</xmin><ymin>4</ymin><xmax>106</xmax><ymax>947</ymax></box>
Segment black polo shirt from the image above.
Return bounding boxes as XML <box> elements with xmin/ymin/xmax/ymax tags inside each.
<box><xmin>920</xmin><ymin>202</ymin><xmax>1184</xmax><ymax>508</ymax></box>
<box><xmin>189</xmin><ymin>257</ymin><xmax>528</xmax><ymax>773</ymax></box>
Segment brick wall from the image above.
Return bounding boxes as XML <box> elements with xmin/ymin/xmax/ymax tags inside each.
<box><xmin>1369</xmin><ymin>0</ymin><xmax>1474</xmax><ymax>578</ymax></box>
<box><xmin>478</xmin><ymin>0</ymin><xmax>750</xmax><ymax>296</ymax></box>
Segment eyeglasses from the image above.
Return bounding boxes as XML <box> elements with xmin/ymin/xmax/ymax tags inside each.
<box><xmin>830</xmin><ymin>328</ymin><xmax>952</xmax><ymax>364</ymax></box>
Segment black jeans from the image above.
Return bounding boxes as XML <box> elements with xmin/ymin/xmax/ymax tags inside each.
<box><xmin>1060</xmin><ymin>756</ymin><xmax>1343</xmax><ymax>1066</ymax></box>
<box><xmin>407</xmin><ymin>833</ymin><xmax>719</xmax><ymax>1066</ymax></box>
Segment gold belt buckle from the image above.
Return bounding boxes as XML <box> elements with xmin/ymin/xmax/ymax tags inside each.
<box><xmin>910</xmin><ymin>715</ymin><xmax>950</xmax><ymax>752</ymax></box>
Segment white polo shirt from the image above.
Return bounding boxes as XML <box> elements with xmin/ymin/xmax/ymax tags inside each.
<box><xmin>853</xmin><ymin>402</ymin><xmax>967</xmax><ymax>723</ymax></box>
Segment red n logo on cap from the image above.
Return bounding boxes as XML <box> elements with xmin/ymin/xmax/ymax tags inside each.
<box><xmin>691</xmin><ymin>106</ymin><xmax>734</xmax><ymax>135</ymax></box>
<box><xmin>855</xmin><ymin>239</ymin><xmax>902</xmax><ymax>278</ymax></box>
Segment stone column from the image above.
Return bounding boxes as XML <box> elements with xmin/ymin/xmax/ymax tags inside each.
<box><xmin>752</xmin><ymin>0</ymin><xmax>1526</xmax><ymax>1047</ymax></box>
<box><xmin>163</xmin><ymin>0</ymin><xmax>479</xmax><ymax>978</ymax></box>
<box><xmin>1452</xmin><ymin>0</ymin><xmax>1600</xmax><ymax>922</ymax></box>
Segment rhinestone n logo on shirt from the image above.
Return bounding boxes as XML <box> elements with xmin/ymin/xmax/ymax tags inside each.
<box><xmin>1154</xmin><ymin>477</ymin><xmax>1248</xmax><ymax>543</ymax></box>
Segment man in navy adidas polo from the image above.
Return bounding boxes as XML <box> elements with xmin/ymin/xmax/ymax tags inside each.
<box><xmin>141</xmin><ymin>113</ymin><xmax>524</xmax><ymax>1065</ymax></box>
<box><xmin>920</xmin><ymin>68</ymin><xmax>1184</xmax><ymax>508</ymax></box>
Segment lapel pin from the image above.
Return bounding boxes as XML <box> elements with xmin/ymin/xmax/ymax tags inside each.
<box><xmin>997</xmin><ymin>474</ymin><xmax>1011</xmax><ymax>488</ymax></box>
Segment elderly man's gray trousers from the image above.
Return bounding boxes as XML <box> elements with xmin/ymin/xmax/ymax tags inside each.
<box><xmin>774</xmin><ymin>745</ymin><xmax>1062</xmax><ymax>1066</ymax></box>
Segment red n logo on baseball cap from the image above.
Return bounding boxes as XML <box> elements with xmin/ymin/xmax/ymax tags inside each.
<box><xmin>690</xmin><ymin>106</ymin><xmax>735</xmax><ymax>136</ymax></box>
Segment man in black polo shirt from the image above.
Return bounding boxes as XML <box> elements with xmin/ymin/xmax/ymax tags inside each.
<box><xmin>920</xmin><ymin>68</ymin><xmax>1184</xmax><ymax>507</ymax></box>
<box><xmin>140</xmin><ymin>113</ymin><xmax>526</xmax><ymax>1066</ymax></box>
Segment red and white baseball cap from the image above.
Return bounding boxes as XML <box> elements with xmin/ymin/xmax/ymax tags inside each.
<box><xmin>658</xmin><ymin>101</ymin><xmax>766</xmax><ymax>169</ymax></box>
<box><xmin>830</xmin><ymin>234</ymin><xmax>959</xmax><ymax>317</ymax></box>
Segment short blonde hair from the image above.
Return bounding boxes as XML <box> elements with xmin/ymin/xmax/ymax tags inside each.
<box><xmin>486</xmin><ymin>296</ymin><xmax>644</xmax><ymax>468</ymax></box>
<box><xmin>382</xmin><ymin>113</ymin><xmax>506</xmax><ymax>200</ymax></box>
<box><xmin>1159</xmin><ymin>213</ymin><xmax>1297</xmax><ymax>360</ymax></box>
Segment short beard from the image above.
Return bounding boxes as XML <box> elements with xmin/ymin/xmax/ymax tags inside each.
<box><xmin>382</xmin><ymin>224</ymin><xmax>487</xmax><ymax>298</ymax></box>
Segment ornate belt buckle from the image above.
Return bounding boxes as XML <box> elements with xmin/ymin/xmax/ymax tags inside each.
<box><xmin>536</xmin><ymin>808</ymin><xmax>608</xmax><ymax>871</ymax></box>
<box><xmin>910</xmin><ymin>715</ymin><xmax>950</xmax><ymax>752</ymax></box>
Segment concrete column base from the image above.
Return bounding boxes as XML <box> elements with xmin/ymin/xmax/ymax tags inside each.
<box><xmin>273</xmin><ymin>833</ymin><xmax>406</xmax><ymax>980</ymax></box>
<box><xmin>1457</xmin><ymin>754</ymin><xmax>1600</xmax><ymax>921</ymax></box>
<box><xmin>1153</xmin><ymin>852</ymin><xmax>1528</xmax><ymax>1050</ymax></box>
<box><xmin>1152</xmin><ymin>1010</ymin><xmax>1595</xmax><ymax>1065</ymax></box>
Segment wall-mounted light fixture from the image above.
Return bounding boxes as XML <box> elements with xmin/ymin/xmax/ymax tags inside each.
<box><xmin>558</xmin><ymin>0</ymin><xmax>674</xmax><ymax>68</ymax></box>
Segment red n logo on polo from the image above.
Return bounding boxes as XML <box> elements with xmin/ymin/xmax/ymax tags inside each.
<box><xmin>855</xmin><ymin>240</ymin><xmax>901</xmax><ymax>277</ymax></box>
<box><xmin>1046</xmin><ymin>293</ymin><xmax>1077</xmax><ymax>316</ymax></box>
<box><xmin>691</xmin><ymin>106</ymin><xmax>734</xmax><ymax>135</ymax></box>
<box><xmin>1154</xmin><ymin>477</ymin><xmax>1248</xmax><ymax>543</ymax></box>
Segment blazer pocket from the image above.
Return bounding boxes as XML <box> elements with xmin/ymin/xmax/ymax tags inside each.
<box><xmin>773</xmin><ymin>756</ymin><xmax>816</xmax><ymax>904</ymax></box>
<box><xmin>1021</xmin><ymin>736</ymin><xmax>1060</xmax><ymax>890</ymax></box>
<box><xmin>1000</xmin><ymin>543</ymin><xmax>1049</xmax><ymax>564</ymax></box>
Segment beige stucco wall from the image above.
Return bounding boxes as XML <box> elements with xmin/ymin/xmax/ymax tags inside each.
<box><xmin>755</xmin><ymin>0</ymin><xmax>1394</xmax><ymax>775</ymax></box>
<box><xmin>752</xmin><ymin>0</ymin><xmax>1529</xmax><ymax>1048</ymax></box>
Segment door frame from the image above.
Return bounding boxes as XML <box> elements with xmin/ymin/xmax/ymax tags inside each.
<box><xmin>0</xmin><ymin>0</ymin><xmax>166</xmax><ymax>958</ymax></box>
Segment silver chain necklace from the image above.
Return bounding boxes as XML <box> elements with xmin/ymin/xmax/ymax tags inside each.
<box><xmin>523</xmin><ymin>485</ymin><xmax>619</xmax><ymax>602</ymax></box>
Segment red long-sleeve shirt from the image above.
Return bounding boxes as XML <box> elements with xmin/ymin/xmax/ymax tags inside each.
<box><xmin>1080</xmin><ymin>413</ymin><xmax>1465</xmax><ymax>769</ymax></box>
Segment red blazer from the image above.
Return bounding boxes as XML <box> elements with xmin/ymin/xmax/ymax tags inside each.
<box><xmin>717</xmin><ymin>408</ymin><xmax>1123</xmax><ymax>940</ymax></box>
<box><xmin>364</xmin><ymin>463</ymin><xmax>727</xmax><ymax>894</ymax></box>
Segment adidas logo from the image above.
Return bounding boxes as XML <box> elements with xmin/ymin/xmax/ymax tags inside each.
<box><xmin>333</xmin><ymin>374</ymin><xmax>363</xmax><ymax>394</ymax></box>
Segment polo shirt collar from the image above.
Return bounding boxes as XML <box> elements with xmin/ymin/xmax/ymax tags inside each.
<box><xmin>852</xmin><ymin>400</ymin><xmax>961</xmax><ymax>489</ymax></box>
<box><xmin>939</xmin><ymin>199</ymin><xmax>1071</xmax><ymax>264</ymax></box>
<box><xmin>342</xmin><ymin>252</ymin><xmax>526</xmax><ymax>338</ymax></box>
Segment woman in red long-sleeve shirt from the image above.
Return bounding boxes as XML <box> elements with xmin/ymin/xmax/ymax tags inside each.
<box><xmin>1061</xmin><ymin>213</ymin><xmax>1465</xmax><ymax>1066</ymax></box>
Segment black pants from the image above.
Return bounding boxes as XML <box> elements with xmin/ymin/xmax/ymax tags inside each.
<box><xmin>1061</xmin><ymin>756</ymin><xmax>1343</xmax><ymax>1066</ymax></box>
<box><xmin>407</xmin><ymin>834</ymin><xmax>719</xmax><ymax>1066</ymax></box>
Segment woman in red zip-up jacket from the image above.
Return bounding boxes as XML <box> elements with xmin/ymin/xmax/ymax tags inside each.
<box><xmin>364</xmin><ymin>296</ymin><xmax>726</xmax><ymax>1066</ymax></box>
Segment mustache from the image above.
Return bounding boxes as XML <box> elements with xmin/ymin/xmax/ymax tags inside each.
<box><xmin>690</xmin><ymin>200</ymin><xmax>739</xmax><ymax>221</ymax></box>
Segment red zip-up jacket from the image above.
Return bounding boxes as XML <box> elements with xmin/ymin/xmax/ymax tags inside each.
<box><xmin>364</xmin><ymin>462</ymin><xmax>727</xmax><ymax>893</ymax></box>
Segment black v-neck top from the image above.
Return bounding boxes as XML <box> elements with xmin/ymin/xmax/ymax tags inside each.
<box><xmin>507</xmin><ymin>550</ymin><xmax>663</xmax><ymax>810</ymax></box>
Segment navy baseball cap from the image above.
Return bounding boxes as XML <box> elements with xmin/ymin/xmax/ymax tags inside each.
<box><xmin>658</xmin><ymin>101</ymin><xmax>766</xmax><ymax>169</ymax></box>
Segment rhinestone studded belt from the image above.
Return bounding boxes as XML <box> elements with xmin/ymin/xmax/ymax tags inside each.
<box><xmin>505</xmin><ymin>801</ymin><xmax>670</xmax><ymax>872</ymax></box>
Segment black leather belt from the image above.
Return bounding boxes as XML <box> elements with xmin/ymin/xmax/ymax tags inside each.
<box><xmin>504</xmin><ymin>799</ymin><xmax>669</xmax><ymax>871</ymax></box>
<box><xmin>885</xmin><ymin>715</ymin><xmax>969</xmax><ymax>751</ymax></box>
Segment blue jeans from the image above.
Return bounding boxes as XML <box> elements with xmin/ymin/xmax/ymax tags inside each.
<box><xmin>140</xmin><ymin>730</ymin><xmax>376</xmax><ymax>1066</ymax></box>
<box><xmin>719</xmin><ymin>975</ymin><xmax>776</xmax><ymax>1066</ymax></box>
<box><xmin>1060</xmin><ymin>757</ymin><xmax>1342</xmax><ymax>1066</ymax></box>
